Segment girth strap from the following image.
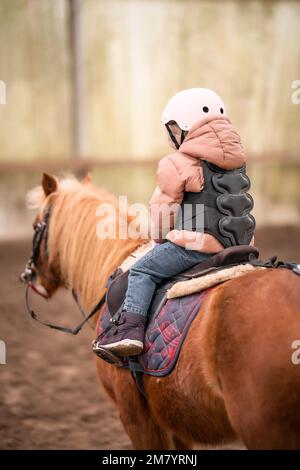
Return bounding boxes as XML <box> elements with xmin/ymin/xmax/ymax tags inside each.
<box><xmin>128</xmin><ymin>358</ymin><xmax>147</xmax><ymax>400</ymax></box>
<box><xmin>249</xmin><ymin>256</ymin><xmax>300</xmax><ymax>275</ymax></box>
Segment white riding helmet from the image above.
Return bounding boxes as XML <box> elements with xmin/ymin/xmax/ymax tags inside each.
<box><xmin>161</xmin><ymin>88</ymin><xmax>226</xmax><ymax>131</ymax></box>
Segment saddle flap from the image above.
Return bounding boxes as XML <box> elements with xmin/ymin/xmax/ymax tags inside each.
<box><xmin>106</xmin><ymin>270</ymin><xmax>129</xmax><ymax>317</ymax></box>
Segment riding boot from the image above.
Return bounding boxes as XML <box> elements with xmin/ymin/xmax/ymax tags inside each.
<box><xmin>92</xmin><ymin>311</ymin><xmax>146</xmax><ymax>357</ymax></box>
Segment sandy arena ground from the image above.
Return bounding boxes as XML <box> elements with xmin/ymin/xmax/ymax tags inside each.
<box><xmin>0</xmin><ymin>226</ymin><xmax>299</xmax><ymax>449</ymax></box>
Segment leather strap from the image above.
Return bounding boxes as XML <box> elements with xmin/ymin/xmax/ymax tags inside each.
<box><xmin>25</xmin><ymin>285</ymin><xmax>106</xmax><ymax>335</ymax></box>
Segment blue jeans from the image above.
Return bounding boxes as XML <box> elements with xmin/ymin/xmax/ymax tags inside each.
<box><xmin>123</xmin><ymin>241</ymin><xmax>213</xmax><ymax>317</ymax></box>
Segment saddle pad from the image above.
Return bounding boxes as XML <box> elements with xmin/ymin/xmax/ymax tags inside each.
<box><xmin>97</xmin><ymin>288</ymin><xmax>211</xmax><ymax>377</ymax></box>
<box><xmin>167</xmin><ymin>263</ymin><xmax>264</xmax><ymax>299</ymax></box>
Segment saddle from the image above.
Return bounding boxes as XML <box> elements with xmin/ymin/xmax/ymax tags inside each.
<box><xmin>105</xmin><ymin>244</ymin><xmax>260</xmax><ymax>321</ymax></box>
<box><xmin>95</xmin><ymin>245</ymin><xmax>300</xmax><ymax>397</ymax></box>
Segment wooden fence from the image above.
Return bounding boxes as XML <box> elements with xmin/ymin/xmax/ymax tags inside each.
<box><xmin>0</xmin><ymin>0</ymin><xmax>299</xmax><ymax>163</ymax></box>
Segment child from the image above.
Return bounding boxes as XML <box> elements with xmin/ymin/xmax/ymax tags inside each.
<box><xmin>94</xmin><ymin>88</ymin><xmax>255</xmax><ymax>356</ymax></box>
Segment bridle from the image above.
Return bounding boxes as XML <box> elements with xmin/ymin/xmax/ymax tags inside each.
<box><xmin>20</xmin><ymin>206</ymin><xmax>106</xmax><ymax>335</ymax></box>
<box><xmin>20</xmin><ymin>206</ymin><xmax>51</xmax><ymax>286</ymax></box>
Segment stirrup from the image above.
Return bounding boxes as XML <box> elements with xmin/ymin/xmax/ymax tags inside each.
<box><xmin>92</xmin><ymin>341</ymin><xmax>124</xmax><ymax>367</ymax></box>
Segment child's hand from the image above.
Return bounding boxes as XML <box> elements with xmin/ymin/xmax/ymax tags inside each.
<box><xmin>166</xmin><ymin>230</ymin><xmax>204</xmax><ymax>250</ymax></box>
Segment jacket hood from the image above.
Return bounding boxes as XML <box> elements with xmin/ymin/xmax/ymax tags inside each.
<box><xmin>179</xmin><ymin>115</ymin><xmax>245</xmax><ymax>170</ymax></box>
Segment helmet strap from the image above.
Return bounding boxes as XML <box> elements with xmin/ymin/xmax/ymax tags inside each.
<box><xmin>180</xmin><ymin>129</ymin><xmax>187</xmax><ymax>145</ymax></box>
<box><xmin>165</xmin><ymin>123</ymin><xmax>180</xmax><ymax>150</ymax></box>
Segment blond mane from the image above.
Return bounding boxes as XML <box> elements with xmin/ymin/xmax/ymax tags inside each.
<box><xmin>28</xmin><ymin>176</ymin><xmax>144</xmax><ymax>313</ymax></box>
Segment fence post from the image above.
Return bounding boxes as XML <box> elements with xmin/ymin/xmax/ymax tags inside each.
<box><xmin>69</xmin><ymin>0</ymin><xmax>87</xmax><ymax>159</ymax></box>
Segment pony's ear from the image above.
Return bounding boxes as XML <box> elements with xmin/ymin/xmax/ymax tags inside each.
<box><xmin>42</xmin><ymin>173</ymin><xmax>58</xmax><ymax>196</ymax></box>
<box><xmin>82</xmin><ymin>172</ymin><xmax>92</xmax><ymax>185</ymax></box>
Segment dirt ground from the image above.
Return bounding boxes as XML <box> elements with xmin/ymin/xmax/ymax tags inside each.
<box><xmin>0</xmin><ymin>226</ymin><xmax>299</xmax><ymax>450</ymax></box>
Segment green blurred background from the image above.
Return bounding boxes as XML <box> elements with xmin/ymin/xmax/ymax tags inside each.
<box><xmin>0</xmin><ymin>0</ymin><xmax>300</xmax><ymax>239</ymax></box>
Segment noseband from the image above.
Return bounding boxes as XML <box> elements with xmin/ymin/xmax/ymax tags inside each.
<box><xmin>20</xmin><ymin>206</ymin><xmax>105</xmax><ymax>335</ymax></box>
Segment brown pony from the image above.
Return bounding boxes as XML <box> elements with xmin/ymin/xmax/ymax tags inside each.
<box><xmin>25</xmin><ymin>173</ymin><xmax>300</xmax><ymax>450</ymax></box>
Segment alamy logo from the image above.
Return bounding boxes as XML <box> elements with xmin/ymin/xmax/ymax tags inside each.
<box><xmin>291</xmin><ymin>340</ymin><xmax>300</xmax><ymax>365</ymax></box>
<box><xmin>0</xmin><ymin>340</ymin><xmax>6</xmax><ymax>365</ymax></box>
<box><xmin>0</xmin><ymin>80</ymin><xmax>6</xmax><ymax>104</ymax></box>
<box><xmin>291</xmin><ymin>80</ymin><xmax>300</xmax><ymax>105</ymax></box>
<box><xmin>95</xmin><ymin>197</ymin><xmax>205</xmax><ymax>250</ymax></box>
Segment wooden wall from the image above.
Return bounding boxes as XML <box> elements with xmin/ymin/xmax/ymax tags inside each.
<box><xmin>0</xmin><ymin>0</ymin><xmax>299</xmax><ymax>161</ymax></box>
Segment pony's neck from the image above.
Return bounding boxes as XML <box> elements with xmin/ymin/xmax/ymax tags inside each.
<box><xmin>49</xmin><ymin>189</ymin><xmax>142</xmax><ymax>315</ymax></box>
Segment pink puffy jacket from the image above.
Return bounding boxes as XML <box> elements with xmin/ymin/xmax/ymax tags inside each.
<box><xmin>149</xmin><ymin>115</ymin><xmax>247</xmax><ymax>253</ymax></box>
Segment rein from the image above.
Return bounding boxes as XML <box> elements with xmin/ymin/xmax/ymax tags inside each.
<box><xmin>21</xmin><ymin>205</ymin><xmax>106</xmax><ymax>335</ymax></box>
<box><xmin>25</xmin><ymin>285</ymin><xmax>106</xmax><ymax>335</ymax></box>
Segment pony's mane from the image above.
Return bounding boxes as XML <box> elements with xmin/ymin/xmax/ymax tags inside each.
<box><xmin>27</xmin><ymin>175</ymin><xmax>117</xmax><ymax>209</ymax></box>
<box><xmin>28</xmin><ymin>175</ymin><xmax>144</xmax><ymax>312</ymax></box>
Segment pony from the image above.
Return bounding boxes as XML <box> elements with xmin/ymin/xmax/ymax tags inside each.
<box><xmin>24</xmin><ymin>172</ymin><xmax>300</xmax><ymax>450</ymax></box>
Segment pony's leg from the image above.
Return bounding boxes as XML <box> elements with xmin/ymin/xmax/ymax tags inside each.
<box><xmin>172</xmin><ymin>435</ymin><xmax>193</xmax><ymax>450</ymax></box>
<box><xmin>221</xmin><ymin>376</ymin><xmax>300</xmax><ymax>450</ymax></box>
<box><xmin>117</xmin><ymin>387</ymin><xmax>174</xmax><ymax>449</ymax></box>
<box><xmin>120</xmin><ymin>413</ymin><xmax>174</xmax><ymax>450</ymax></box>
<box><xmin>97</xmin><ymin>363</ymin><xmax>174</xmax><ymax>449</ymax></box>
<box><xmin>237</xmin><ymin>414</ymin><xmax>300</xmax><ymax>450</ymax></box>
<box><xmin>116</xmin><ymin>378</ymin><xmax>192</xmax><ymax>449</ymax></box>
<box><xmin>121</xmin><ymin>412</ymin><xmax>192</xmax><ymax>449</ymax></box>
<box><xmin>215</xmin><ymin>270</ymin><xmax>300</xmax><ymax>450</ymax></box>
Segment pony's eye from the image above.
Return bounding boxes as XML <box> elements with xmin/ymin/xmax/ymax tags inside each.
<box><xmin>203</xmin><ymin>106</ymin><xmax>209</xmax><ymax>113</ymax></box>
<box><xmin>220</xmin><ymin>108</ymin><xmax>224</xmax><ymax>114</ymax></box>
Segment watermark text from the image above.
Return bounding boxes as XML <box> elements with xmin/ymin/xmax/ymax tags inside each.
<box><xmin>95</xmin><ymin>197</ymin><xmax>204</xmax><ymax>250</ymax></box>
<box><xmin>0</xmin><ymin>80</ymin><xmax>6</xmax><ymax>104</ymax></box>
<box><xmin>291</xmin><ymin>80</ymin><xmax>300</xmax><ymax>104</ymax></box>
<box><xmin>291</xmin><ymin>340</ymin><xmax>300</xmax><ymax>365</ymax></box>
<box><xmin>0</xmin><ymin>340</ymin><xmax>6</xmax><ymax>365</ymax></box>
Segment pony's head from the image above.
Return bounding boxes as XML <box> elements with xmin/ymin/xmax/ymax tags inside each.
<box><xmin>21</xmin><ymin>172</ymin><xmax>142</xmax><ymax>310</ymax></box>
<box><xmin>21</xmin><ymin>173</ymin><xmax>85</xmax><ymax>298</ymax></box>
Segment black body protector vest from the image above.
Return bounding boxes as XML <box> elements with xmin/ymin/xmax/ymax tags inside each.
<box><xmin>179</xmin><ymin>161</ymin><xmax>256</xmax><ymax>248</ymax></box>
